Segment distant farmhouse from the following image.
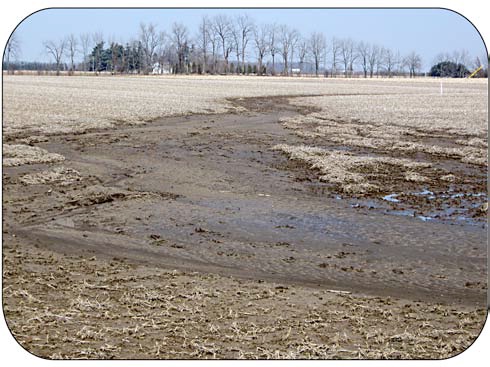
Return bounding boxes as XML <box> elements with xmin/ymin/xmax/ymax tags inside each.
<box><xmin>152</xmin><ymin>62</ymin><xmax>172</xmax><ymax>75</ymax></box>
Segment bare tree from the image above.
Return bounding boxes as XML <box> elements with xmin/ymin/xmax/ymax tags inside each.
<box><xmin>79</xmin><ymin>33</ymin><xmax>91</xmax><ymax>72</ymax></box>
<box><xmin>27</xmin><ymin>13</ymin><xmax>441</xmax><ymax>79</ymax></box>
<box><xmin>470</xmin><ymin>55</ymin><xmax>487</xmax><ymax>77</ymax></box>
<box><xmin>309</xmin><ymin>32</ymin><xmax>326</xmax><ymax>77</ymax></box>
<box><xmin>139</xmin><ymin>23</ymin><xmax>162</xmax><ymax>74</ymax></box>
<box><xmin>376</xmin><ymin>47</ymin><xmax>386</xmax><ymax>77</ymax></box>
<box><xmin>207</xmin><ymin>27</ymin><xmax>219</xmax><ymax>74</ymax></box>
<box><xmin>154</xmin><ymin>32</ymin><xmax>171</xmax><ymax>72</ymax></box>
<box><xmin>330</xmin><ymin>37</ymin><xmax>340</xmax><ymax>77</ymax></box>
<box><xmin>383</xmin><ymin>48</ymin><xmax>399</xmax><ymax>77</ymax></box>
<box><xmin>433</xmin><ymin>52</ymin><xmax>450</xmax><ymax>66</ymax></box>
<box><xmin>451</xmin><ymin>50</ymin><xmax>469</xmax><ymax>66</ymax></box>
<box><xmin>4</xmin><ymin>32</ymin><xmax>21</xmax><ymax>74</ymax></box>
<box><xmin>367</xmin><ymin>44</ymin><xmax>380</xmax><ymax>78</ymax></box>
<box><xmin>339</xmin><ymin>38</ymin><xmax>357</xmax><ymax>78</ymax></box>
<box><xmin>433</xmin><ymin>50</ymin><xmax>472</xmax><ymax>77</ymax></box>
<box><xmin>171</xmin><ymin>22</ymin><xmax>189</xmax><ymax>74</ymax></box>
<box><xmin>471</xmin><ymin>56</ymin><xmax>482</xmax><ymax>70</ymax></box>
<box><xmin>290</xmin><ymin>31</ymin><xmax>300</xmax><ymax>76</ymax></box>
<box><xmin>451</xmin><ymin>49</ymin><xmax>470</xmax><ymax>77</ymax></box>
<box><xmin>268</xmin><ymin>24</ymin><xmax>278</xmax><ymax>75</ymax></box>
<box><xmin>67</xmin><ymin>34</ymin><xmax>78</xmax><ymax>74</ymax></box>
<box><xmin>156</xmin><ymin>37</ymin><xmax>176</xmax><ymax>74</ymax></box>
<box><xmin>297</xmin><ymin>36</ymin><xmax>309</xmax><ymax>75</ymax></box>
<box><xmin>357</xmin><ymin>41</ymin><xmax>370</xmax><ymax>78</ymax></box>
<box><xmin>395</xmin><ymin>50</ymin><xmax>403</xmax><ymax>75</ymax></box>
<box><xmin>231</xmin><ymin>22</ymin><xmax>242</xmax><ymax>74</ymax></box>
<box><xmin>404</xmin><ymin>51</ymin><xmax>422</xmax><ymax>78</ymax></box>
<box><xmin>236</xmin><ymin>14</ymin><xmax>254</xmax><ymax>75</ymax></box>
<box><xmin>253</xmin><ymin>23</ymin><xmax>269</xmax><ymax>75</ymax></box>
<box><xmin>188</xmin><ymin>44</ymin><xmax>199</xmax><ymax>73</ymax></box>
<box><xmin>212</xmin><ymin>14</ymin><xmax>233</xmax><ymax>73</ymax></box>
<box><xmin>279</xmin><ymin>25</ymin><xmax>299</xmax><ymax>76</ymax></box>
<box><xmin>479</xmin><ymin>53</ymin><xmax>488</xmax><ymax>71</ymax></box>
<box><xmin>44</xmin><ymin>38</ymin><xmax>67</xmax><ymax>75</ymax></box>
<box><xmin>197</xmin><ymin>15</ymin><xmax>210</xmax><ymax>74</ymax></box>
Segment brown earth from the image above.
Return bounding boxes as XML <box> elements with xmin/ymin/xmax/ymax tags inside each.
<box><xmin>2</xmin><ymin>95</ymin><xmax>488</xmax><ymax>359</ymax></box>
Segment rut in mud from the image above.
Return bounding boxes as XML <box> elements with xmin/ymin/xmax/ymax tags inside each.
<box><xmin>2</xmin><ymin>95</ymin><xmax>487</xmax><ymax>306</ymax></box>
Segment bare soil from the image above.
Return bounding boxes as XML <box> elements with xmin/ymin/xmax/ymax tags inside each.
<box><xmin>2</xmin><ymin>95</ymin><xmax>487</xmax><ymax>359</ymax></box>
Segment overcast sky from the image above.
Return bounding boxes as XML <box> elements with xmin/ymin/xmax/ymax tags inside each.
<box><xmin>9</xmin><ymin>8</ymin><xmax>488</xmax><ymax>68</ymax></box>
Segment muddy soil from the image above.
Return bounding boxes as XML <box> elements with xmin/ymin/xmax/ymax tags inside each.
<box><xmin>3</xmin><ymin>234</ymin><xmax>485</xmax><ymax>359</ymax></box>
<box><xmin>2</xmin><ymin>95</ymin><xmax>488</xmax><ymax>359</ymax></box>
<box><xmin>3</xmin><ymin>96</ymin><xmax>486</xmax><ymax>307</ymax></box>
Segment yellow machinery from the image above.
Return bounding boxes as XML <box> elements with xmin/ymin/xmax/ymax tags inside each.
<box><xmin>468</xmin><ymin>65</ymin><xmax>483</xmax><ymax>78</ymax></box>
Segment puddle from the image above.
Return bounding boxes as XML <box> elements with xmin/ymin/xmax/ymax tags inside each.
<box><xmin>450</xmin><ymin>192</ymin><xmax>486</xmax><ymax>199</ymax></box>
<box><xmin>185</xmin><ymin>197</ymin><xmax>365</xmax><ymax>246</ymax></box>
<box><xmin>382</xmin><ymin>193</ymin><xmax>400</xmax><ymax>203</ymax></box>
<box><xmin>413</xmin><ymin>189</ymin><xmax>436</xmax><ymax>200</ymax></box>
<box><xmin>345</xmin><ymin>188</ymin><xmax>486</xmax><ymax>226</ymax></box>
<box><xmin>414</xmin><ymin>189</ymin><xmax>434</xmax><ymax>196</ymax></box>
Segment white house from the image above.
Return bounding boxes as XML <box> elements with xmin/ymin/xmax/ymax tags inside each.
<box><xmin>152</xmin><ymin>62</ymin><xmax>172</xmax><ymax>75</ymax></box>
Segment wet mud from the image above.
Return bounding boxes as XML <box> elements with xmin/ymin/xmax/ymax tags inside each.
<box><xmin>2</xmin><ymin>96</ymin><xmax>487</xmax><ymax>307</ymax></box>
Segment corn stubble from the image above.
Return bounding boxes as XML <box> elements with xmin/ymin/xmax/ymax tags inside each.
<box><xmin>3</xmin><ymin>240</ymin><xmax>484</xmax><ymax>359</ymax></box>
<box><xmin>275</xmin><ymin>86</ymin><xmax>487</xmax><ymax>195</ymax></box>
<box><xmin>2</xmin><ymin>75</ymin><xmax>487</xmax><ymax>359</ymax></box>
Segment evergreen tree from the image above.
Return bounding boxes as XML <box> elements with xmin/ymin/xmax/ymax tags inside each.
<box><xmin>429</xmin><ymin>61</ymin><xmax>469</xmax><ymax>78</ymax></box>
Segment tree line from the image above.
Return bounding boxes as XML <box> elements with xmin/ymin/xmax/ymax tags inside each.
<box><xmin>4</xmin><ymin>14</ymin><xmax>488</xmax><ymax>77</ymax></box>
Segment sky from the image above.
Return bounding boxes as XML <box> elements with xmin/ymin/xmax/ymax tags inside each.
<box><xmin>8</xmin><ymin>8</ymin><xmax>488</xmax><ymax>69</ymax></box>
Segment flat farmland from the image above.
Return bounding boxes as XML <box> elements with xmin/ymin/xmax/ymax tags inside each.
<box><xmin>2</xmin><ymin>75</ymin><xmax>488</xmax><ymax>359</ymax></box>
<box><xmin>3</xmin><ymin>75</ymin><xmax>485</xmax><ymax>137</ymax></box>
